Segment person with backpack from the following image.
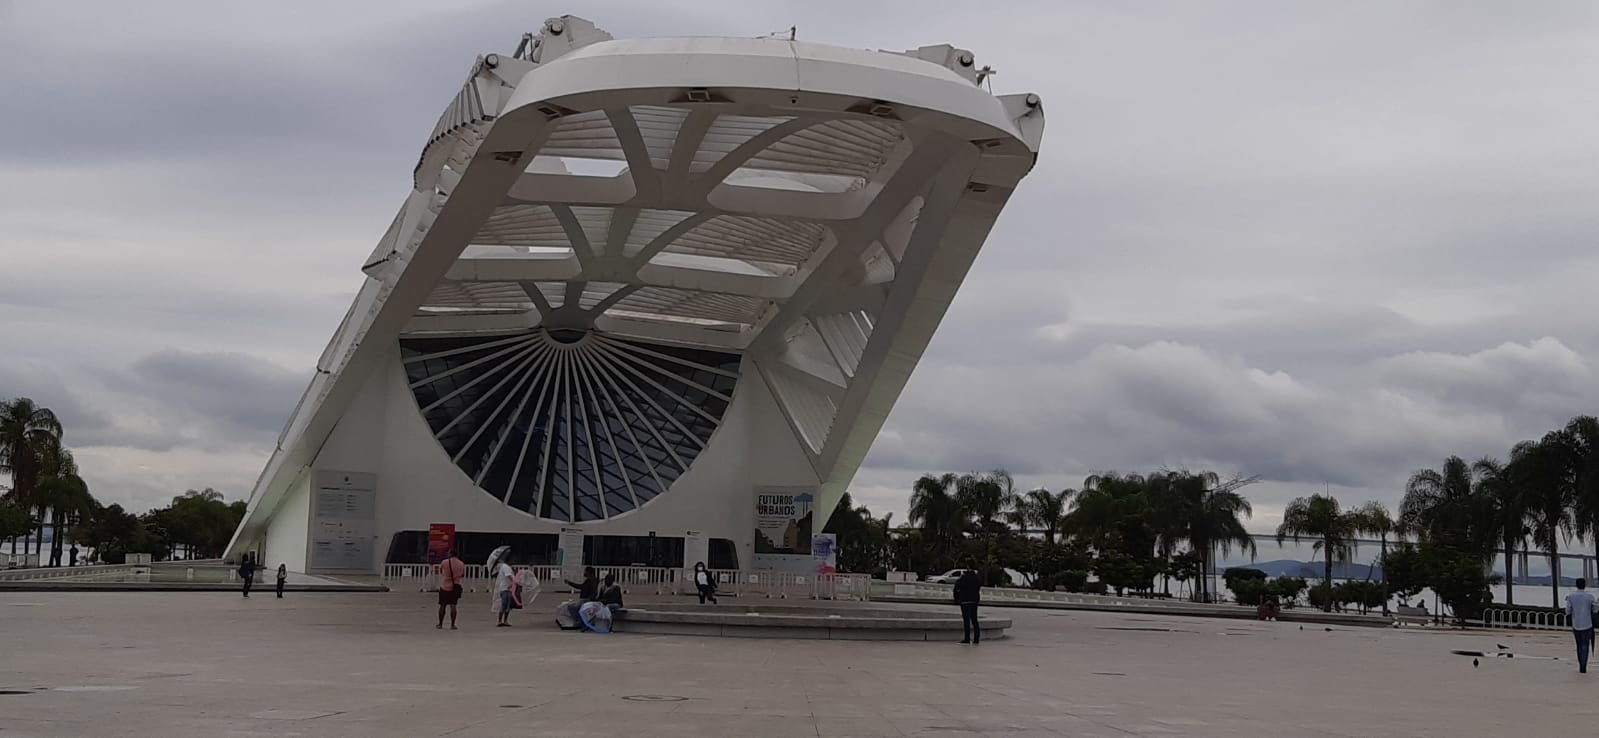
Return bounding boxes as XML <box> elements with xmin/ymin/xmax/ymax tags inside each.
<box><xmin>693</xmin><ymin>562</ymin><xmax>718</xmax><ymax>604</ymax></box>
<box><xmin>238</xmin><ymin>553</ymin><xmax>256</xmax><ymax>598</ymax></box>
<box><xmin>435</xmin><ymin>549</ymin><xmax>466</xmax><ymax>630</ymax></box>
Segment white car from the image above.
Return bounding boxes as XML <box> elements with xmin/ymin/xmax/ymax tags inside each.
<box><xmin>926</xmin><ymin>569</ymin><xmax>976</xmax><ymax>584</ymax></box>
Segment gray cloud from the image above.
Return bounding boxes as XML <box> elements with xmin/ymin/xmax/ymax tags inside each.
<box><xmin>4</xmin><ymin>2</ymin><xmax>1598</xmax><ymax>524</ymax></box>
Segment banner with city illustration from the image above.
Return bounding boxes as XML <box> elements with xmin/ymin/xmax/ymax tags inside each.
<box><xmin>752</xmin><ymin>486</ymin><xmax>816</xmax><ymax>571</ymax></box>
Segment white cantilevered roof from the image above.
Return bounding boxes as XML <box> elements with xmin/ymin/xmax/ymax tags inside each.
<box><xmin>227</xmin><ymin>14</ymin><xmax>1044</xmax><ymax>555</ymax></box>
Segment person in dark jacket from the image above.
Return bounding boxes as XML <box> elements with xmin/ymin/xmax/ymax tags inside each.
<box><xmin>238</xmin><ymin>553</ymin><xmax>256</xmax><ymax>598</ymax></box>
<box><xmin>564</xmin><ymin>566</ymin><xmax>599</xmax><ymax>601</ymax></box>
<box><xmin>953</xmin><ymin>569</ymin><xmax>982</xmax><ymax>644</ymax></box>
<box><xmin>561</xmin><ymin>567</ymin><xmax>601</xmax><ymax>629</ymax></box>
<box><xmin>596</xmin><ymin>573</ymin><xmax>624</xmax><ymax>611</ymax></box>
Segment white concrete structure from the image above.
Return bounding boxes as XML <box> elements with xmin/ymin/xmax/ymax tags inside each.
<box><xmin>226</xmin><ymin>16</ymin><xmax>1044</xmax><ymax>574</ymax></box>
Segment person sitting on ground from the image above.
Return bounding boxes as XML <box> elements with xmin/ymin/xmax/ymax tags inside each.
<box><xmin>596</xmin><ymin>573</ymin><xmax>624</xmax><ymax>611</ymax></box>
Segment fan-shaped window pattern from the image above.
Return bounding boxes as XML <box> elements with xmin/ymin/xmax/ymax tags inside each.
<box><xmin>401</xmin><ymin>330</ymin><xmax>740</xmax><ymax>522</ymax></box>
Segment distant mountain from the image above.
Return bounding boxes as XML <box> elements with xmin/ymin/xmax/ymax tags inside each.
<box><xmin>1229</xmin><ymin>559</ymin><xmax>1382</xmax><ymax>580</ymax></box>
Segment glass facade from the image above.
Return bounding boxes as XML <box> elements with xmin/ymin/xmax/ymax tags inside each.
<box><xmin>400</xmin><ymin>329</ymin><xmax>740</xmax><ymax>522</ymax></box>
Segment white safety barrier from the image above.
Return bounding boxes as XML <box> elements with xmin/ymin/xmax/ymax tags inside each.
<box><xmin>379</xmin><ymin>565</ymin><xmax>870</xmax><ymax>601</ymax></box>
<box><xmin>1482</xmin><ymin>608</ymin><xmax>1569</xmax><ymax>631</ymax></box>
<box><xmin>872</xmin><ymin>580</ymin><xmax>1152</xmax><ymax>609</ymax></box>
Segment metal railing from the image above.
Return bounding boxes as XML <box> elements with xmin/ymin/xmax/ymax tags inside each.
<box><xmin>871</xmin><ymin>580</ymin><xmax>1168</xmax><ymax>609</ymax></box>
<box><xmin>1482</xmin><ymin>608</ymin><xmax>1569</xmax><ymax>631</ymax></box>
<box><xmin>379</xmin><ymin>564</ymin><xmax>871</xmax><ymax>601</ymax></box>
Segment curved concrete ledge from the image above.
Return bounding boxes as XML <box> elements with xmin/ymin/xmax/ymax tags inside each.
<box><xmin>0</xmin><ymin>581</ymin><xmax>389</xmax><ymax>593</ymax></box>
<box><xmin>875</xmin><ymin>595</ymin><xmax>1392</xmax><ymax>628</ymax></box>
<box><xmin>611</xmin><ymin>605</ymin><xmax>1011</xmax><ymax>641</ymax></box>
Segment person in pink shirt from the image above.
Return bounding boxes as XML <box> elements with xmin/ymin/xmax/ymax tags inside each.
<box><xmin>436</xmin><ymin>550</ymin><xmax>466</xmax><ymax>630</ymax></box>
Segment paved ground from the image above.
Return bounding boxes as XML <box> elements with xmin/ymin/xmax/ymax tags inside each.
<box><xmin>1</xmin><ymin>590</ymin><xmax>1594</xmax><ymax>737</ymax></box>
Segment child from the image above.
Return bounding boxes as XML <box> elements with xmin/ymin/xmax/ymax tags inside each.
<box><xmin>275</xmin><ymin>564</ymin><xmax>287</xmax><ymax>598</ymax></box>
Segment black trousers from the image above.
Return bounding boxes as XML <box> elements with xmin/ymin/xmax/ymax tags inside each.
<box><xmin>242</xmin><ymin>574</ymin><xmax>254</xmax><ymax>597</ymax></box>
<box><xmin>697</xmin><ymin>584</ymin><xmax>718</xmax><ymax>603</ymax></box>
<box><xmin>960</xmin><ymin>602</ymin><xmax>980</xmax><ymax>642</ymax></box>
<box><xmin>276</xmin><ymin>579</ymin><xmax>285</xmax><ymax>598</ymax></box>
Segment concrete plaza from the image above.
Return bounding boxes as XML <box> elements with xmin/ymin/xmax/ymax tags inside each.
<box><xmin>1</xmin><ymin>590</ymin><xmax>1594</xmax><ymax>737</ymax></box>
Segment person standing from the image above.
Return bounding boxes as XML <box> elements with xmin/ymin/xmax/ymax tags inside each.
<box><xmin>1566</xmin><ymin>577</ymin><xmax>1598</xmax><ymax>673</ymax></box>
<box><xmin>238</xmin><ymin>553</ymin><xmax>256</xmax><ymax>598</ymax></box>
<box><xmin>275</xmin><ymin>564</ymin><xmax>288</xmax><ymax>599</ymax></box>
<box><xmin>693</xmin><ymin>562</ymin><xmax>718</xmax><ymax>604</ymax></box>
<box><xmin>436</xmin><ymin>549</ymin><xmax>466</xmax><ymax>630</ymax></box>
<box><xmin>953</xmin><ymin>568</ymin><xmax>982</xmax><ymax>644</ymax></box>
<box><xmin>492</xmin><ymin>556</ymin><xmax>516</xmax><ymax>627</ymax></box>
<box><xmin>68</xmin><ymin>545</ymin><xmax>78</xmax><ymax>568</ymax></box>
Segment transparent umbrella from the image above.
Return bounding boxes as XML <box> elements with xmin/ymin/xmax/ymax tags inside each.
<box><xmin>485</xmin><ymin>545</ymin><xmax>510</xmax><ymax>572</ymax></box>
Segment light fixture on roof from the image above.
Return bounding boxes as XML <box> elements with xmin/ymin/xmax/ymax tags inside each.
<box><xmin>847</xmin><ymin>100</ymin><xmax>898</xmax><ymax>119</ymax></box>
<box><xmin>686</xmin><ymin>88</ymin><xmax>713</xmax><ymax>103</ymax></box>
<box><xmin>536</xmin><ymin>104</ymin><xmax>576</xmax><ymax>119</ymax></box>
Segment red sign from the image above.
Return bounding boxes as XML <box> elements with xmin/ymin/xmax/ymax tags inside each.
<box><xmin>427</xmin><ymin>523</ymin><xmax>456</xmax><ymax>565</ymax></box>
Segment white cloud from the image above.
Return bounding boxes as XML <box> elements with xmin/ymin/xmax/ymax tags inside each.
<box><xmin>4</xmin><ymin>1</ymin><xmax>1599</xmax><ymax>523</ymax></box>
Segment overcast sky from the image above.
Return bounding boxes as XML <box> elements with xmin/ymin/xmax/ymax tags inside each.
<box><xmin>3</xmin><ymin>1</ymin><xmax>1597</xmax><ymax>533</ymax></box>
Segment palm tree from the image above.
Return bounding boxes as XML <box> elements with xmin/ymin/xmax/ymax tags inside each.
<box><xmin>1172</xmin><ymin>471</ymin><xmax>1258</xmax><ymax>603</ymax></box>
<box><xmin>1021</xmin><ymin>488</ymin><xmax>1071</xmax><ymax>545</ymax></box>
<box><xmin>1066</xmin><ymin>472</ymin><xmax>1149</xmax><ymax>553</ymax></box>
<box><xmin>30</xmin><ymin>443</ymin><xmax>78</xmax><ymax>561</ymax></box>
<box><xmin>1276</xmin><ymin>494</ymin><xmax>1355</xmax><ymax>611</ymax></box>
<box><xmin>0</xmin><ymin>398</ymin><xmax>63</xmax><ymax>557</ymax></box>
<box><xmin>1400</xmin><ymin>456</ymin><xmax>1492</xmax><ymax>551</ymax></box>
<box><xmin>1567</xmin><ymin>416</ymin><xmax>1599</xmax><ymax>574</ymax></box>
<box><xmin>36</xmin><ymin>471</ymin><xmax>90</xmax><ymax>566</ymax></box>
<box><xmin>1515</xmin><ymin>433</ymin><xmax>1579</xmax><ymax>608</ymax></box>
<box><xmin>1475</xmin><ymin>456</ymin><xmax>1529</xmax><ymax>606</ymax></box>
<box><xmin>1351</xmin><ymin>501</ymin><xmax>1396</xmax><ymax>615</ymax></box>
<box><xmin>909</xmin><ymin>473</ymin><xmax>964</xmax><ymax>567</ymax></box>
<box><xmin>957</xmin><ymin>470</ymin><xmax>1016</xmax><ymax>568</ymax></box>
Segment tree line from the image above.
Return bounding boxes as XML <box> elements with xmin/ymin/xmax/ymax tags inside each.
<box><xmin>822</xmin><ymin>413</ymin><xmax>1599</xmax><ymax>622</ymax></box>
<box><xmin>825</xmin><ymin>468</ymin><xmax>1264</xmax><ymax>601</ymax></box>
<box><xmin>1</xmin><ymin>397</ymin><xmax>246</xmax><ymax>565</ymax></box>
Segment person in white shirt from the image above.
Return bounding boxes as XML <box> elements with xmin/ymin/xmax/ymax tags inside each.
<box><xmin>1565</xmin><ymin>577</ymin><xmax>1598</xmax><ymax>673</ymax></box>
<box><xmin>492</xmin><ymin>558</ymin><xmax>516</xmax><ymax>628</ymax></box>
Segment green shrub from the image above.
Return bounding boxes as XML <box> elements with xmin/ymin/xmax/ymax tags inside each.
<box><xmin>1058</xmin><ymin>570</ymin><xmax>1089</xmax><ymax>593</ymax></box>
<box><xmin>1270</xmin><ymin>577</ymin><xmax>1308</xmax><ymax>606</ymax></box>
